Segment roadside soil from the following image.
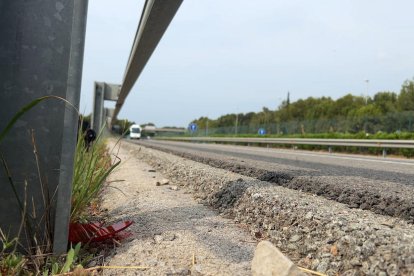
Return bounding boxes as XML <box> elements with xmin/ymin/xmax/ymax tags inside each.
<box><xmin>101</xmin><ymin>140</ymin><xmax>256</xmax><ymax>275</ymax></box>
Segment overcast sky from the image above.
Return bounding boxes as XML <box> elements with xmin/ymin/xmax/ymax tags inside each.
<box><xmin>80</xmin><ymin>0</ymin><xmax>414</xmax><ymax>127</ymax></box>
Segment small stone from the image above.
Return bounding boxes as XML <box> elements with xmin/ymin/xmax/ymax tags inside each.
<box><xmin>154</xmin><ymin>235</ymin><xmax>163</xmax><ymax>243</ymax></box>
<box><xmin>305</xmin><ymin>211</ymin><xmax>313</xmax><ymax>220</ymax></box>
<box><xmin>254</xmin><ymin>231</ymin><xmax>264</xmax><ymax>239</ymax></box>
<box><xmin>88</xmin><ymin>260</ymin><xmax>97</xmax><ymax>267</ymax></box>
<box><xmin>251</xmin><ymin>241</ymin><xmax>305</xmax><ymax>276</ymax></box>
<box><xmin>175</xmin><ymin>268</ymin><xmax>191</xmax><ymax>275</ymax></box>
<box><xmin>163</xmin><ymin>233</ymin><xmax>176</xmax><ymax>241</ymax></box>
<box><xmin>252</xmin><ymin>193</ymin><xmax>262</xmax><ymax>200</ymax></box>
<box><xmin>311</xmin><ymin>259</ymin><xmax>320</xmax><ymax>270</ymax></box>
<box><xmin>146</xmin><ymin>259</ymin><xmax>158</xmax><ymax>266</ymax></box>
<box><xmin>169</xmin><ymin>185</ymin><xmax>179</xmax><ymax>191</ymax></box>
<box><xmin>321</xmin><ymin>253</ymin><xmax>332</xmax><ymax>258</ymax></box>
<box><xmin>387</xmin><ymin>263</ymin><xmax>399</xmax><ymax>276</ymax></box>
<box><xmin>317</xmin><ymin>260</ymin><xmax>329</xmax><ymax>273</ymax></box>
<box><xmin>286</xmin><ymin>244</ymin><xmax>298</xmax><ymax>251</ymax></box>
<box><xmin>289</xmin><ymin>234</ymin><xmax>301</xmax><ymax>242</ymax></box>
<box><xmin>380</xmin><ymin>220</ymin><xmax>395</xmax><ymax>228</ymax></box>
<box><xmin>193</xmin><ymin>265</ymin><xmax>202</xmax><ymax>273</ymax></box>
<box><xmin>160</xmin><ymin>178</ymin><xmax>170</xmax><ymax>185</ymax></box>
<box><xmin>148</xmin><ymin>169</ymin><xmax>156</xmax><ymax>172</ymax></box>
<box><xmin>349</xmin><ymin>257</ymin><xmax>361</xmax><ymax>266</ymax></box>
<box><xmin>156</xmin><ymin>181</ymin><xmax>161</xmax><ymax>186</ymax></box>
<box><xmin>330</xmin><ymin>245</ymin><xmax>338</xmax><ymax>256</ymax></box>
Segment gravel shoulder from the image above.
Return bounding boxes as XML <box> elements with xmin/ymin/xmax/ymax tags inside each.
<box><xmin>122</xmin><ymin>140</ymin><xmax>414</xmax><ymax>276</ymax></box>
<box><xmin>101</xmin><ymin>139</ymin><xmax>255</xmax><ymax>275</ymax></box>
<box><xmin>134</xmin><ymin>140</ymin><xmax>414</xmax><ymax>223</ymax></box>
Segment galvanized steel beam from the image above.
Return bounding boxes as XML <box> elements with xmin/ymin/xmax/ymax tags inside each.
<box><xmin>103</xmin><ymin>83</ymin><xmax>121</xmax><ymax>101</ymax></box>
<box><xmin>158</xmin><ymin>137</ymin><xmax>414</xmax><ymax>149</ymax></box>
<box><xmin>112</xmin><ymin>0</ymin><xmax>183</xmax><ymax>120</ymax></box>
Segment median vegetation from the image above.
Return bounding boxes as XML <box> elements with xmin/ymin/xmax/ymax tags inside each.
<box><xmin>190</xmin><ymin>78</ymin><xmax>414</xmax><ymax>136</ymax></box>
<box><xmin>181</xmin><ymin>78</ymin><xmax>414</xmax><ymax>157</ymax></box>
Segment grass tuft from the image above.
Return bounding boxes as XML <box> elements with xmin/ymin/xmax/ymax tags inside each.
<box><xmin>70</xmin><ymin>125</ymin><xmax>121</xmax><ymax>223</ymax></box>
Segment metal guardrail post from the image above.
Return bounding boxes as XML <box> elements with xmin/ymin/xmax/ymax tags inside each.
<box><xmin>92</xmin><ymin>82</ymin><xmax>104</xmax><ymax>131</ymax></box>
<box><xmin>0</xmin><ymin>0</ymin><xmax>89</xmax><ymax>254</ymax></box>
<box><xmin>105</xmin><ymin>108</ymin><xmax>115</xmax><ymax>129</ymax></box>
<box><xmin>91</xmin><ymin>82</ymin><xmax>120</xmax><ymax>131</ymax></box>
<box><xmin>53</xmin><ymin>0</ymin><xmax>89</xmax><ymax>254</ymax></box>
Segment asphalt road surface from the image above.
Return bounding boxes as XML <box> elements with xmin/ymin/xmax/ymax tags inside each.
<box><xmin>130</xmin><ymin>139</ymin><xmax>414</xmax><ymax>222</ymax></box>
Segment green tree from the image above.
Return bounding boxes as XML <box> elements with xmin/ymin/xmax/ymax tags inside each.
<box><xmin>398</xmin><ymin>79</ymin><xmax>414</xmax><ymax>111</ymax></box>
<box><xmin>373</xmin><ymin>92</ymin><xmax>398</xmax><ymax>114</ymax></box>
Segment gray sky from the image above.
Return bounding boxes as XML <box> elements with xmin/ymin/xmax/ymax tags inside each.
<box><xmin>80</xmin><ymin>0</ymin><xmax>414</xmax><ymax>127</ymax></box>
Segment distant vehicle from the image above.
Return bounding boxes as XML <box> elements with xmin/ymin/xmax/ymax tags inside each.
<box><xmin>129</xmin><ymin>124</ymin><xmax>142</xmax><ymax>139</ymax></box>
<box><xmin>142</xmin><ymin>125</ymin><xmax>156</xmax><ymax>138</ymax></box>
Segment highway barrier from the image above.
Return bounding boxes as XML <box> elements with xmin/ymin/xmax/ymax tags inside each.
<box><xmin>156</xmin><ymin>137</ymin><xmax>414</xmax><ymax>157</ymax></box>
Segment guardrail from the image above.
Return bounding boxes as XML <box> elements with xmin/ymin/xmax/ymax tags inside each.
<box><xmin>113</xmin><ymin>0</ymin><xmax>183</xmax><ymax>121</ymax></box>
<box><xmin>157</xmin><ymin>137</ymin><xmax>414</xmax><ymax>156</ymax></box>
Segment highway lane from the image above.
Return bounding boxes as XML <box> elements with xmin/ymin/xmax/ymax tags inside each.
<box><xmin>130</xmin><ymin>139</ymin><xmax>414</xmax><ymax>222</ymax></box>
<box><xmin>134</xmin><ymin>139</ymin><xmax>414</xmax><ymax>183</ymax></box>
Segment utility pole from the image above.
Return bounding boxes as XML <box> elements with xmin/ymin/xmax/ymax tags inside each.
<box><xmin>287</xmin><ymin>91</ymin><xmax>290</xmax><ymax>106</ymax></box>
<box><xmin>206</xmin><ymin>118</ymin><xmax>209</xmax><ymax>136</ymax></box>
<box><xmin>235</xmin><ymin>113</ymin><xmax>239</xmax><ymax>136</ymax></box>
<box><xmin>364</xmin><ymin>79</ymin><xmax>370</xmax><ymax>133</ymax></box>
<box><xmin>365</xmin><ymin>80</ymin><xmax>369</xmax><ymax>105</ymax></box>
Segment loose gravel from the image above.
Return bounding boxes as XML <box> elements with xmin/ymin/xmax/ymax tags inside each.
<box><xmin>134</xmin><ymin>140</ymin><xmax>414</xmax><ymax>223</ymax></box>
<box><xmin>101</xmin><ymin>140</ymin><xmax>255</xmax><ymax>276</ymax></box>
<box><xmin>124</xmin><ymin>141</ymin><xmax>414</xmax><ymax>276</ymax></box>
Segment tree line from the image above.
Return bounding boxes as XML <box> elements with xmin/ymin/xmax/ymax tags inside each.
<box><xmin>191</xmin><ymin>78</ymin><xmax>414</xmax><ymax>135</ymax></box>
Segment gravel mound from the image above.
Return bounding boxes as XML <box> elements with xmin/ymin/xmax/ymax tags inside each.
<box><xmin>125</xmin><ymin>142</ymin><xmax>414</xmax><ymax>276</ymax></box>
<box><xmin>102</xmin><ymin>140</ymin><xmax>255</xmax><ymax>275</ymax></box>
<box><xmin>136</xmin><ymin>141</ymin><xmax>414</xmax><ymax>223</ymax></box>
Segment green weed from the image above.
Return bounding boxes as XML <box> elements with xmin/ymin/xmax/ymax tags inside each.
<box><xmin>0</xmin><ymin>97</ymin><xmax>116</xmax><ymax>274</ymax></box>
<box><xmin>71</xmin><ymin>125</ymin><xmax>121</xmax><ymax>223</ymax></box>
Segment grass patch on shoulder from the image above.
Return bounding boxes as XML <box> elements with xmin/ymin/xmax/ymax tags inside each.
<box><xmin>71</xmin><ymin>130</ymin><xmax>120</xmax><ymax>223</ymax></box>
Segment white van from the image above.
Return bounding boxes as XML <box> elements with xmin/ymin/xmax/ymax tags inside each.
<box><xmin>129</xmin><ymin>124</ymin><xmax>142</xmax><ymax>139</ymax></box>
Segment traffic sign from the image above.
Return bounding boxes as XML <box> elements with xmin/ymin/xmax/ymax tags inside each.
<box><xmin>188</xmin><ymin>123</ymin><xmax>198</xmax><ymax>133</ymax></box>
<box><xmin>258</xmin><ymin>128</ymin><xmax>266</xmax><ymax>135</ymax></box>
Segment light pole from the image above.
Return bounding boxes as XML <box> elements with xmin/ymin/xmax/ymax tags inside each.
<box><xmin>364</xmin><ymin>79</ymin><xmax>369</xmax><ymax>133</ymax></box>
<box><xmin>206</xmin><ymin>118</ymin><xmax>209</xmax><ymax>136</ymax></box>
<box><xmin>235</xmin><ymin>113</ymin><xmax>239</xmax><ymax>136</ymax></box>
